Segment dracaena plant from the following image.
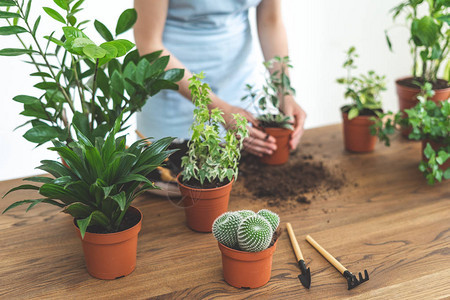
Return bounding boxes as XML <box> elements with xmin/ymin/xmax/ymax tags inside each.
<box><xmin>0</xmin><ymin>0</ymin><xmax>183</xmax><ymax>145</ymax></box>
<box><xmin>241</xmin><ymin>56</ymin><xmax>295</xmax><ymax>129</ymax></box>
<box><xmin>181</xmin><ymin>73</ymin><xmax>249</xmax><ymax>186</ymax></box>
<box><xmin>385</xmin><ymin>0</ymin><xmax>450</xmax><ymax>84</ymax></box>
<box><xmin>337</xmin><ymin>46</ymin><xmax>387</xmax><ymax>120</ymax></box>
<box><xmin>2</xmin><ymin>116</ymin><xmax>176</xmax><ymax>238</ymax></box>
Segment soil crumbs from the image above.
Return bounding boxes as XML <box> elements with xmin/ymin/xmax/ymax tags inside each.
<box><xmin>235</xmin><ymin>151</ymin><xmax>347</xmax><ymax>208</ymax></box>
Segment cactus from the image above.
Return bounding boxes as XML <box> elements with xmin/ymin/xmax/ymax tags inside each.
<box><xmin>237</xmin><ymin>210</ymin><xmax>255</xmax><ymax>219</ymax></box>
<box><xmin>212</xmin><ymin>212</ymin><xmax>242</xmax><ymax>249</ymax></box>
<box><xmin>237</xmin><ymin>215</ymin><xmax>273</xmax><ymax>252</ymax></box>
<box><xmin>257</xmin><ymin>209</ymin><xmax>280</xmax><ymax>232</ymax></box>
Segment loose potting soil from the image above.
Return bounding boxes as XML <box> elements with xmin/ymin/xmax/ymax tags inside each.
<box><xmin>235</xmin><ymin>151</ymin><xmax>346</xmax><ymax>208</ymax></box>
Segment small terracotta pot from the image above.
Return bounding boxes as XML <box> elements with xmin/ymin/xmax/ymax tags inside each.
<box><xmin>74</xmin><ymin>206</ymin><xmax>142</xmax><ymax>280</ymax></box>
<box><xmin>421</xmin><ymin>140</ymin><xmax>450</xmax><ymax>171</ymax></box>
<box><xmin>342</xmin><ymin>112</ymin><xmax>377</xmax><ymax>153</ymax></box>
<box><xmin>177</xmin><ymin>175</ymin><xmax>233</xmax><ymax>233</ymax></box>
<box><xmin>218</xmin><ymin>241</ymin><xmax>278</xmax><ymax>289</ymax></box>
<box><xmin>395</xmin><ymin>77</ymin><xmax>450</xmax><ymax>137</ymax></box>
<box><xmin>260</xmin><ymin>127</ymin><xmax>292</xmax><ymax>165</ymax></box>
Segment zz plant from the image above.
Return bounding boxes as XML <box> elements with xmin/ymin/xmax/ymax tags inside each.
<box><xmin>2</xmin><ymin>116</ymin><xmax>176</xmax><ymax>238</ymax></box>
<box><xmin>213</xmin><ymin>209</ymin><xmax>280</xmax><ymax>252</ymax></box>
<box><xmin>0</xmin><ymin>0</ymin><xmax>183</xmax><ymax>145</ymax></box>
<box><xmin>181</xmin><ymin>73</ymin><xmax>249</xmax><ymax>186</ymax></box>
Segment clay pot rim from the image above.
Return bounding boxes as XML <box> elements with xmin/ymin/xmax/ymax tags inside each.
<box><xmin>395</xmin><ymin>76</ymin><xmax>450</xmax><ymax>92</ymax></box>
<box><xmin>218</xmin><ymin>240</ymin><xmax>278</xmax><ymax>257</ymax></box>
<box><xmin>259</xmin><ymin>127</ymin><xmax>293</xmax><ymax>137</ymax></box>
<box><xmin>342</xmin><ymin>112</ymin><xmax>377</xmax><ymax>124</ymax></box>
<box><xmin>176</xmin><ymin>174</ymin><xmax>234</xmax><ymax>192</ymax></box>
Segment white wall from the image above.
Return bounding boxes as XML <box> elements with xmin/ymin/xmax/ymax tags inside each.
<box><xmin>0</xmin><ymin>0</ymin><xmax>412</xmax><ymax>180</ymax></box>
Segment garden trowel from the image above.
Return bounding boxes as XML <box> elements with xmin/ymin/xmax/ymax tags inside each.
<box><xmin>286</xmin><ymin>223</ymin><xmax>311</xmax><ymax>289</ymax></box>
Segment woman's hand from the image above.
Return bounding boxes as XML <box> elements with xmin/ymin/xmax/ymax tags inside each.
<box><xmin>281</xmin><ymin>95</ymin><xmax>306</xmax><ymax>149</ymax></box>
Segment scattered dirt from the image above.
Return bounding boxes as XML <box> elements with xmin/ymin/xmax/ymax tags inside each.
<box><xmin>235</xmin><ymin>150</ymin><xmax>347</xmax><ymax>208</ymax></box>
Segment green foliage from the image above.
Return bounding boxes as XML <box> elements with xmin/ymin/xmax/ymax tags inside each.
<box><xmin>386</xmin><ymin>0</ymin><xmax>449</xmax><ymax>83</ymax></box>
<box><xmin>337</xmin><ymin>47</ymin><xmax>386</xmax><ymax>120</ymax></box>
<box><xmin>419</xmin><ymin>142</ymin><xmax>450</xmax><ymax>184</ymax></box>
<box><xmin>212</xmin><ymin>209</ymin><xmax>279</xmax><ymax>252</ymax></box>
<box><xmin>1</xmin><ymin>0</ymin><xmax>184</xmax><ymax>146</ymax></box>
<box><xmin>181</xmin><ymin>73</ymin><xmax>249</xmax><ymax>186</ymax></box>
<box><xmin>241</xmin><ymin>56</ymin><xmax>295</xmax><ymax>129</ymax></box>
<box><xmin>3</xmin><ymin>116</ymin><xmax>176</xmax><ymax>238</ymax></box>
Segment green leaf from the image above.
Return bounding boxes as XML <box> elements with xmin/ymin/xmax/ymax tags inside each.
<box><xmin>0</xmin><ymin>0</ymin><xmax>15</xmax><ymax>6</ymax></box>
<box><xmin>39</xmin><ymin>183</ymin><xmax>78</xmax><ymax>204</ymax></box>
<box><xmin>3</xmin><ymin>200</ymin><xmax>34</xmax><ymax>213</ymax></box>
<box><xmin>424</xmin><ymin>143</ymin><xmax>435</xmax><ymax>159</ymax></box>
<box><xmin>23</xmin><ymin>176</ymin><xmax>53</xmax><ymax>184</ymax></box>
<box><xmin>32</xmin><ymin>15</ymin><xmax>41</xmax><ymax>35</ymax></box>
<box><xmin>34</xmin><ymin>82</ymin><xmax>59</xmax><ymax>90</ymax></box>
<box><xmin>94</xmin><ymin>20</ymin><xmax>113</xmax><ymax>42</ymax></box>
<box><xmin>53</xmin><ymin>0</ymin><xmax>68</xmax><ymax>10</ymax></box>
<box><xmin>3</xmin><ymin>184</ymin><xmax>40</xmax><ymax>198</ymax></box>
<box><xmin>82</xmin><ymin>44</ymin><xmax>106</xmax><ymax>59</ymax></box>
<box><xmin>77</xmin><ymin>210</ymin><xmax>110</xmax><ymax>238</ymax></box>
<box><xmin>26</xmin><ymin>198</ymin><xmax>64</xmax><ymax>211</ymax></box>
<box><xmin>0</xmin><ymin>25</ymin><xmax>27</xmax><ymax>35</ymax></box>
<box><xmin>0</xmin><ymin>11</ymin><xmax>20</xmax><ymax>18</ymax></box>
<box><xmin>159</xmin><ymin>68</ymin><xmax>184</xmax><ymax>82</ymax></box>
<box><xmin>23</xmin><ymin>125</ymin><xmax>59</xmax><ymax>143</ymax></box>
<box><xmin>13</xmin><ymin>95</ymin><xmax>39</xmax><ymax>104</ymax></box>
<box><xmin>100</xmin><ymin>39</ymin><xmax>134</xmax><ymax>57</ymax></box>
<box><xmin>43</xmin><ymin>7</ymin><xmax>66</xmax><ymax>24</ymax></box>
<box><xmin>115</xmin><ymin>8</ymin><xmax>137</xmax><ymax>36</ymax></box>
<box><xmin>30</xmin><ymin>71</ymin><xmax>52</xmax><ymax>78</ymax></box>
<box><xmin>110</xmin><ymin>191</ymin><xmax>126</xmax><ymax>211</ymax></box>
<box><xmin>411</xmin><ymin>16</ymin><xmax>439</xmax><ymax>47</ymax></box>
<box><xmin>348</xmin><ymin>107</ymin><xmax>359</xmax><ymax>120</ymax></box>
<box><xmin>437</xmin><ymin>14</ymin><xmax>450</xmax><ymax>25</ymax></box>
<box><xmin>444</xmin><ymin>168</ymin><xmax>450</xmax><ymax>179</ymax></box>
<box><xmin>0</xmin><ymin>48</ymin><xmax>35</xmax><ymax>56</ymax></box>
<box><xmin>63</xmin><ymin>202</ymin><xmax>92</xmax><ymax>218</ymax></box>
<box><xmin>21</xmin><ymin>102</ymin><xmax>49</xmax><ymax>119</ymax></box>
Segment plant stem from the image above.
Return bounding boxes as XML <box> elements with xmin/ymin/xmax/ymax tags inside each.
<box><xmin>71</xmin><ymin>56</ymin><xmax>87</xmax><ymax>114</ymax></box>
<box><xmin>90</xmin><ymin>59</ymin><xmax>99</xmax><ymax>129</ymax></box>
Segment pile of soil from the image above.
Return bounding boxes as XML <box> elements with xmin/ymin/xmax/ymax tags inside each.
<box><xmin>235</xmin><ymin>151</ymin><xmax>346</xmax><ymax>208</ymax></box>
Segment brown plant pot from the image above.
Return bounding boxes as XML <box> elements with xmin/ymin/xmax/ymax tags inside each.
<box><xmin>395</xmin><ymin>77</ymin><xmax>450</xmax><ymax>137</ymax></box>
<box><xmin>342</xmin><ymin>112</ymin><xmax>377</xmax><ymax>153</ymax></box>
<box><xmin>421</xmin><ymin>140</ymin><xmax>450</xmax><ymax>171</ymax></box>
<box><xmin>260</xmin><ymin>127</ymin><xmax>292</xmax><ymax>165</ymax></box>
<box><xmin>74</xmin><ymin>206</ymin><xmax>142</xmax><ymax>280</ymax></box>
<box><xmin>218</xmin><ymin>240</ymin><xmax>278</xmax><ymax>289</ymax></box>
<box><xmin>177</xmin><ymin>175</ymin><xmax>233</xmax><ymax>233</ymax></box>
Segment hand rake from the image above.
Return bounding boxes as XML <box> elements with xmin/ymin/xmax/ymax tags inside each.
<box><xmin>286</xmin><ymin>223</ymin><xmax>311</xmax><ymax>289</ymax></box>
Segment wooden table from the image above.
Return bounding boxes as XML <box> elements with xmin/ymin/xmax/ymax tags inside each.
<box><xmin>1</xmin><ymin>124</ymin><xmax>449</xmax><ymax>299</ymax></box>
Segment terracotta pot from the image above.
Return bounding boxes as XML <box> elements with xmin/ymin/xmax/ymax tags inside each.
<box><xmin>177</xmin><ymin>175</ymin><xmax>233</xmax><ymax>233</ymax></box>
<box><xmin>395</xmin><ymin>77</ymin><xmax>450</xmax><ymax>137</ymax></box>
<box><xmin>260</xmin><ymin>127</ymin><xmax>292</xmax><ymax>165</ymax></box>
<box><xmin>218</xmin><ymin>240</ymin><xmax>277</xmax><ymax>289</ymax></box>
<box><xmin>421</xmin><ymin>140</ymin><xmax>450</xmax><ymax>171</ymax></box>
<box><xmin>342</xmin><ymin>112</ymin><xmax>377</xmax><ymax>153</ymax></box>
<box><xmin>74</xmin><ymin>206</ymin><xmax>142</xmax><ymax>280</ymax></box>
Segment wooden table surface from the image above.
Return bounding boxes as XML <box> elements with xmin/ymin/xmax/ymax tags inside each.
<box><xmin>1</xmin><ymin>124</ymin><xmax>449</xmax><ymax>299</ymax></box>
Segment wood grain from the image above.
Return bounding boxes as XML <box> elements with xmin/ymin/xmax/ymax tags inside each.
<box><xmin>0</xmin><ymin>124</ymin><xmax>449</xmax><ymax>299</ymax></box>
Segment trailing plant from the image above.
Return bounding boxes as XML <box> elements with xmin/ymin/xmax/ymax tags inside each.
<box><xmin>181</xmin><ymin>73</ymin><xmax>249</xmax><ymax>186</ymax></box>
<box><xmin>2</xmin><ymin>115</ymin><xmax>176</xmax><ymax>238</ymax></box>
<box><xmin>212</xmin><ymin>209</ymin><xmax>280</xmax><ymax>252</ymax></box>
<box><xmin>0</xmin><ymin>0</ymin><xmax>184</xmax><ymax>145</ymax></box>
<box><xmin>337</xmin><ymin>47</ymin><xmax>387</xmax><ymax>120</ymax></box>
<box><xmin>241</xmin><ymin>56</ymin><xmax>295</xmax><ymax>129</ymax></box>
<box><xmin>385</xmin><ymin>0</ymin><xmax>450</xmax><ymax>84</ymax></box>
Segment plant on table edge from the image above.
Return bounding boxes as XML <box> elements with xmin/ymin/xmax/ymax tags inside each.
<box><xmin>372</xmin><ymin>82</ymin><xmax>450</xmax><ymax>184</ymax></box>
<box><xmin>212</xmin><ymin>209</ymin><xmax>280</xmax><ymax>252</ymax></box>
<box><xmin>385</xmin><ymin>0</ymin><xmax>450</xmax><ymax>86</ymax></box>
<box><xmin>337</xmin><ymin>46</ymin><xmax>387</xmax><ymax>120</ymax></box>
<box><xmin>180</xmin><ymin>72</ymin><xmax>249</xmax><ymax>187</ymax></box>
<box><xmin>0</xmin><ymin>0</ymin><xmax>184</xmax><ymax>145</ymax></box>
<box><xmin>241</xmin><ymin>56</ymin><xmax>295</xmax><ymax>129</ymax></box>
<box><xmin>2</xmin><ymin>115</ymin><xmax>176</xmax><ymax>238</ymax></box>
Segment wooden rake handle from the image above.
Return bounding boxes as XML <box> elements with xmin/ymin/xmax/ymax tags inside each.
<box><xmin>286</xmin><ymin>223</ymin><xmax>304</xmax><ymax>261</ymax></box>
<box><xmin>306</xmin><ymin>235</ymin><xmax>347</xmax><ymax>274</ymax></box>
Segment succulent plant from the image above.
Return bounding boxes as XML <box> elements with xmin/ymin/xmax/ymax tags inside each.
<box><xmin>212</xmin><ymin>212</ymin><xmax>242</xmax><ymax>249</ymax></box>
<box><xmin>237</xmin><ymin>215</ymin><xmax>273</xmax><ymax>252</ymax></box>
<box><xmin>237</xmin><ymin>210</ymin><xmax>256</xmax><ymax>219</ymax></box>
<box><xmin>257</xmin><ymin>209</ymin><xmax>280</xmax><ymax>232</ymax></box>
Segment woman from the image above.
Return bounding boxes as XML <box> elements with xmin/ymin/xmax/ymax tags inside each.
<box><xmin>134</xmin><ymin>0</ymin><xmax>306</xmax><ymax>157</ymax></box>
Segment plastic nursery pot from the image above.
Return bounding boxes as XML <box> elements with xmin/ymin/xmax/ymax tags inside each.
<box><xmin>395</xmin><ymin>77</ymin><xmax>450</xmax><ymax>137</ymax></box>
<box><xmin>342</xmin><ymin>112</ymin><xmax>377</xmax><ymax>153</ymax></box>
<box><xmin>177</xmin><ymin>175</ymin><xmax>233</xmax><ymax>233</ymax></box>
<box><xmin>260</xmin><ymin>127</ymin><xmax>292</xmax><ymax>165</ymax></box>
<box><xmin>421</xmin><ymin>140</ymin><xmax>450</xmax><ymax>172</ymax></box>
<box><xmin>218</xmin><ymin>240</ymin><xmax>278</xmax><ymax>289</ymax></box>
<box><xmin>74</xmin><ymin>206</ymin><xmax>142</xmax><ymax>280</ymax></box>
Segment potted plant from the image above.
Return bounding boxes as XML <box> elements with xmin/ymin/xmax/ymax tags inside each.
<box><xmin>0</xmin><ymin>0</ymin><xmax>183</xmax><ymax>146</ymax></box>
<box><xmin>385</xmin><ymin>0</ymin><xmax>450</xmax><ymax>136</ymax></box>
<box><xmin>178</xmin><ymin>73</ymin><xmax>249</xmax><ymax>233</ymax></box>
<box><xmin>242</xmin><ymin>56</ymin><xmax>295</xmax><ymax>165</ymax></box>
<box><xmin>336</xmin><ymin>47</ymin><xmax>387</xmax><ymax>152</ymax></box>
<box><xmin>212</xmin><ymin>209</ymin><xmax>280</xmax><ymax>289</ymax></box>
<box><xmin>2</xmin><ymin>116</ymin><xmax>176</xmax><ymax>279</ymax></box>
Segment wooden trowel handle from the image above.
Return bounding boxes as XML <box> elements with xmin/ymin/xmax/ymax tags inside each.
<box><xmin>286</xmin><ymin>223</ymin><xmax>304</xmax><ymax>261</ymax></box>
<box><xmin>306</xmin><ymin>235</ymin><xmax>347</xmax><ymax>274</ymax></box>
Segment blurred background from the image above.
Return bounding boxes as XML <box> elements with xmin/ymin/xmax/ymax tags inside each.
<box><xmin>0</xmin><ymin>0</ymin><xmax>413</xmax><ymax>180</ymax></box>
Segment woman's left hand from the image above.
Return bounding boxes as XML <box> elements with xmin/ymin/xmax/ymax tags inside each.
<box><xmin>281</xmin><ymin>95</ymin><xmax>306</xmax><ymax>149</ymax></box>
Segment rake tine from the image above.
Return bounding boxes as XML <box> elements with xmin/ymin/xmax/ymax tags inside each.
<box><xmin>359</xmin><ymin>272</ymin><xmax>363</xmax><ymax>282</ymax></box>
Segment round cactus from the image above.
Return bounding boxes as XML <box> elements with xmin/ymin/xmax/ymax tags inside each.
<box><xmin>257</xmin><ymin>209</ymin><xmax>280</xmax><ymax>232</ymax></box>
<box><xmin>212</xmin><ymin>212</ymin><xmax>242</xmax><ymax>249</ymax></box>
<box><xmin>237</xmin><ymin>215</ymin><xmax>273</xmax><ymax>252</ymax></box>
<box><xmin>237</xmin><ymin>210</ymin><xmax>255</xmax><ymax>219</ymax></box>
